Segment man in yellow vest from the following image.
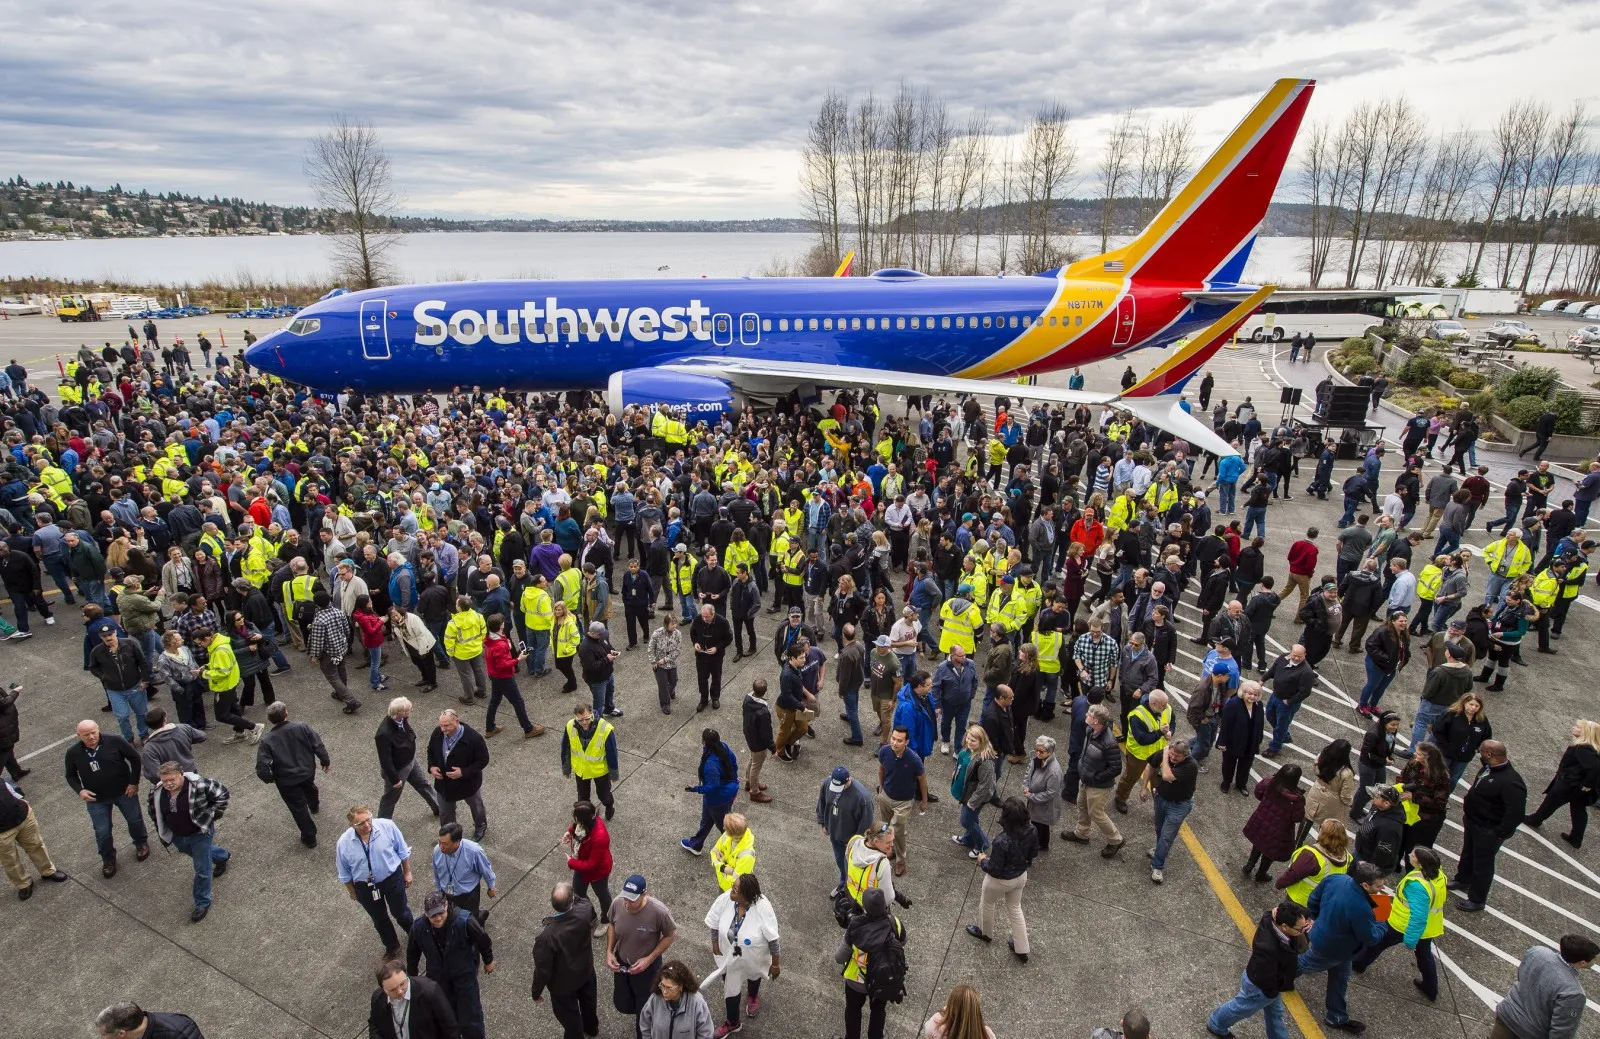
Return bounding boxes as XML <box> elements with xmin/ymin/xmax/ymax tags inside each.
<box><xmin>1114</xmin><ymin>689</ymin><xmax>1171</xmax><ymax>811</ymax></box>
<box><xmin>201</xmin><ymin>625</ymin><xmax>264</xmax><ymax>744</ymax></box>
<box><xmin>520</xmin><ymin>573</ymin><xmax>555</xmax><ymax>677</ymax></box>
<box><xmin>560</xmin><ymin>702</ymin><xmax>618</xmax><ymax>819</ymax></box>
<box><xmin>1481</xmin><ymin>530</ymin><xmax>1532</xmax><ymax>606</ymax></box>
<box><xmin>281</xmin><ymin>558</ymin><xmax>322</xmax><ymax>650</ymax></box>
<box><xmin>1549</xmin><ymin>551</ymin><xmax>1590</xmax><ymax>641</ymax></box>
<box><xmin>443</xmin><ymin>595</ymin><xmax>488</xmax><ymax>705</ymax></box>
<box><xmin>554</xmin><ymin>555</ymin><xmax>582</xmax><ymax>616</ymax></box>
<box><xmin>938</xmin><ymin>585</ymin><xmax>979</xmax><ymax>655</ymax></box>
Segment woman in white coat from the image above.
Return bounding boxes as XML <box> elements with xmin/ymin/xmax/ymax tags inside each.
<box><xmin>703</xmin><ymin>873</ymin><xmax>780</xmax><ymax>1037</ymax></box>
<box><xmin>387</xmin><ymin>605</ymin><xmax>438</xmax><ymax>692</ymax></box>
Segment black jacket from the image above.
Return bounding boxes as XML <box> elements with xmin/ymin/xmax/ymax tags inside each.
<box><xmin>139</xmin><ymin>1013</ymin><xmax>208</xmax><ymax>1039</ymax></box>
<box><xmin>407</xmin><ymin>908</ymin><xmax>494</xmax><ymax>988</ymax></box>
<box><xmin>255</xmin><ymin>720</ymin><xmax>330</xmax><ymax>786</ymax></box>
<box><xmin>1355</xmin><ymin>802</ymin><xmax>1405</xmax><ymax>871</ymax></box>
<box><xmin>621</xmin><ymin>570</ymin><xmax>654</xmax><ymax>611</ymax></box>
<box><xmin>1363</xmin><ymin>626</ymin><xmax>1408</xmax><ymax>676</ymax></box>
<box><xmin>1079</xmin><ymin>725</ymin><xmax>1123</xmax><ymax>788</ymax></box>
<box><xmin>530</xmin><ymin>897</ymin><xmax>597</xmax><ymax>998</ymax></box>
<box><xmin>742</xmin><ymin>693</ymin><xmax>776</xmax><ymax>752</ymax></box>
<box><xmin>577</xmin><ymin>634</ymin><xmax>615</xmax><ymax>683</ymax></box>
<box><xmin>981</xmin><ymin>699</ymin><xmax>1016</xmax><ymax>758</ymax></box>
<box><xmin>1551</xmin><ymin>744</ymin><xmax>1600</xmax><ymax>802</ymax></box>
<box><xmin>88</xmin><ymin>640</ymin><xmax>150</xmax><ymax>691</ymax></box>
<box><xmin>690</xmin><ymin>614</ymin><xmax>733</xmax><ymax>658</ymax></box>
<box><xmin>1462</xmin><ymin>761</ymin><xmax>1527</xmax><ymax>840</ymax></box>
<box><xmin>1359</xmin><ymin>719</ymin><xmax>1397</xmax><ymax>770</ymax></box>
<box><xmin>1217</xmin><ymin>695</ymin><xmax>1264</xmax><ymax>757</ymax></box>
<box><xmin>426</xmin><ymin>724</ymin><xmax>490</xmax><ymax>800</ymax></box>
<box><xmin>64</xmin><ymin>734</ymin><xmax>142</xmax><ymax>801</ymax></box>
<box><xmin>1339</xmin><ymin>569</ymin><xmax>1383</xmax><ymax>619</ymax></box>
<box><xmin>981</xmin><ymin>826</ymin><xmax>1038</xmax><ymax>880</ymax></box>
<box><xmin>1244</xmin><ymin>590</ymin><xmax>1280</xmax><ymax>636</ymax></box>
<box><xmin>1245</xmin><ymin>911</ymin><xmax>1306</xmax><ymax>998</ymax></box>
<box><xmin>368</xmin><ymin>974</ymin><xmax>460</xmax><ymax>1039</ymax></box>
<box><xmin>1431</xmin><ymin>710</ymin><xmax>1491</xmax><ymax>764</ymax></box>
<box><xmin>375</xmin><ymin>716</ymin><xmax>421</xmax><ymax>783</ymax></box>
<box><xmin>0</xmin><ymin>549</ymin><xmax>41</xmax><ymax>594</ymax></box>
<box><xmin>0</xmin><ymin>685</ymin><xmax>18</xmax><ymax>749</ymax></box>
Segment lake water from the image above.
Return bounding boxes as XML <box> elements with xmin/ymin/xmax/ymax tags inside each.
<box><xmin>0</xmin><ymin>229</ymin><xmax>1493</xmax><ymax>290</ymax></box>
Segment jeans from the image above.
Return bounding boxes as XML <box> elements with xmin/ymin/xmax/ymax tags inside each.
<box><xmin>1484</xmin><ymin>504</ymin><xmax>1521</xmax><ymax>534</ymax></box>
<box><xmin>1339</xmin><ymin>495</ymin><xmax>1361</xmax><ymax>526</ymax></box>
<box><xmin>106</xmin><ymin>686</ymin><xmax>152</xmax><ymax>742</ymax></box>
<box><xmin>938</xmin><ymin>699</ymin><xmax>971</xmax><ymax>745</ymax></box>
<box><xmin>1404</xmin><ymin>700</ymin><xmax>1447</xmax><ymax>756</ymax></box>
<box><xmin>87</xmin><ymin>793</ymin><xmax>149</xmax><ymax>860</ymax></box>
<box><xmin>1218</xmin><ymin>480</ymin><xmax>1237</xmax><ymax>514</ymax></box>
<box><xmin>78</xmin><ymin>578</ymin><xmax>109</xmax><ymax>609</ymax></box>
<box><xmin>841</xmin><ymin>682</ymin><xmax>864</xmax><ymax>743</ymax></box>
<box><xmin>1358</xmin><ymin>659</ymin><xmax>1397</xmax><ymax>710</ymax></box>
<box><xmin>1430</xmin><ymin>600</ymin><xmax>1460</xmax><ymax>632</ymax></box>
<box><xmin>526</xmin><ymin>628</ymin><xmax>550</xmax><ymax>674</ymax></box>
<box><xmin>1448</xmin><ymin>759</ymin><xmax>1469</xmax><ymax>788</ymax></box>
<box><xmin>1189</xmin><ymin>719</ymin><xmax>1218</xmax><ymax>761</ymax></box>
<box><xmin>136</xmin><ymin>630</ymin><xmax>163</xmax><ymax>677</ymax></box>
<box><xmin>367</xmin><ymin>646</ymin><xmax>384</xmax><ymax>689</ymax></box>
<box><xmin>1297</xmin><ymin>945</ymin><xmax>1354</xmax><ymax>1026</ymax></box>
<box><xmin>1432</xmin><ymin>530</ymin><xmax>1461</xmax><ymax>560</ymax></box>
<box><xmin>42</xmin><ymin>556</ymin><xmax>75</xmax><ymax>600</ymax></box>
<box><xmin>486</xmin><ymin>676</ymin><xmax>534</xmax><ymax>732</ymax></box>
<box><xmin>589</xmin><ymin>676</ymin><xmax>616</xmax><ymax>715</ymax></box>
<box><xmin>170</xmin><ymin>826</ymin><xmax>229</xmax><ymax>911</ymax></box>
<box><xmin>958</xmin><ymin>803</ymin><xmax>989</xmax><ymax>851</ymax></box>
<box><xmin>1264</xmin><ymin>694</ymin><xmax>1300</xmax><ymax>753</ymax></box>
<box><xmin>1243</xmin><ymin>506</ymin><xmax>1267</xmax><ymax>539</ymax></box>
<box><xmin>1150</xmin><ymin>793</ymin><xmax>1192</xmax><ymax>870</ymax></box>
<box><xmin>687</xmin><ymin>798</ymin><xmax>733</xmax><ymax>851</ymax></box>
<box><xmin>1208</xmin><ymin>972</ymin><xmax>1289</xmax><ymax>1039</ymax></box>
<box><xmin>1484</xmin><ymin>573</ymin><xmax>1513</xmax><ymax>607</ymax></box>
<box><xmin>426</xmin><ymin>620</ymin><xmax>449</xmax><ymax>665</ymax></box>
<box><xmin>831</xmin><ymin>837</ymin><xmax>849</xmax><ymax>887</ymax></box>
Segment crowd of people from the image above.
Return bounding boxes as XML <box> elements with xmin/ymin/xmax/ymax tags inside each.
<box><xmin>0</xmin><ymin>334</ymin><xmax>1592</xmax><ymax>1039</ymax></box>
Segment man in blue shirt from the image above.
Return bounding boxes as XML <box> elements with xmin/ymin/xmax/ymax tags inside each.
<box><xmin>875</xmin><ymin>726</ymin><xmax>927</xmax><ymax>876</ymax></box>
<box><xmin>337</xmin><ymin>805</ymin><xmax>415</xmax><ymax>958</ymax></box>
<box><xmin>1189</xmin><ymin>644</ymin><xmax>1241</xmax><ymax>767</ymax></box>
<box><xmin>434</xmin><ymin>820</ymin><xmax>497</xmax><ymax>924</ymax></box>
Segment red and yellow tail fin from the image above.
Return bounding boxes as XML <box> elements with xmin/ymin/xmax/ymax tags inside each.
<box><xmin>833</xmin><ymin>250</ymin><xmax>855</xmax><ymax>278</ymax></box>
<box><xmin>1121</xmin><ymin>286</ymin><xmax>1274</xmax><ymax>398</ymax></box>
<box><xmin>1071</xmin><ymin>79</ymin><xmax>1314</xmax><ymax>286</ymax></box>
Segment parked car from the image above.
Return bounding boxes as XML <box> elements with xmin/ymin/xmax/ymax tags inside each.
<box><xmin>1568</xmin><ymin>325</ymin><xmax>1600</xmax><ymax>347</ymax></box>
<box><xmin>1427</xmin><ymin>320</ymin><xmax>1470</xmax><ymax>342</ymax></box>
<box><xmin>1484</xmin><ymin>320</ymin><xmax>1540</xmax><ymax>346</ymax></box>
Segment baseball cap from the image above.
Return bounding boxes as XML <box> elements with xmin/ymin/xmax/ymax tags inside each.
<box><xmin>1000</xmin><ymin>575</ymin><xmax>1014</xmax><ymax>584</ymax></box>
<box><xmin>961</xmin><ymin>512</ymin><xmax>976</xmax><ymax>522</ymax></box>
<box><xmin>789</xmin><ymin>607</ymin><xmax>803</xmax><ymax>618</ymax></box>
<box><xmin>831</xmin><ymin>766</ymin><xmax>851</xmax><ymax>783</ymax></box>
<box><xmin>622</xmin><ymin>874</ymin><xmax>647</xmax><ymax>900</ymax></box>
<box><xmin>1447</xmin><ymin>618</ymin><xmax>1466</xmax><ymax>630</ymax></box>
<box><xmin>673</xmin><ymin>543</ymin><xmax>687</xmax><ymax>553</ymax></box>
<box><xmin>874</xmin><ymin>635</ymin><xmax>892</xmax><ymax>648</ymax></box>
<box><xmin>1367</xmin><ymin>784</ymin><xmax>1399</xmax><ymax>803</ymax></box>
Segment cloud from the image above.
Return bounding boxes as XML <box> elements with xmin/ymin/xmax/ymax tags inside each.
<box><xmin>0</xmin><ymin>0</ymin><xmax>1591</xmax><ymax>218</ymax></box>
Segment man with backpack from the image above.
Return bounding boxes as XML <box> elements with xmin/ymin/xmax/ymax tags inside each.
<box><xmin>1354</xmin><ymin>784</ymin><xmax>1405</xmax><ymax>875</ymax></box>
<box><xmin>835</xmin><ymin>887</ymin><xmax>907</xmax><ymax>1039</ymax></box>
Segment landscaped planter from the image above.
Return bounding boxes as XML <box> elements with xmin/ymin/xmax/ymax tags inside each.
<box><xmin>1487</xmin><ymin>415</ymin><xmax>1600</xmax><ymax>463</ymax></box>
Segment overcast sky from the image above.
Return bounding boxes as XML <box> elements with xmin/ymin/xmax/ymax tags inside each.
<box><xmin>2</xmin><ymin>0</ymin><xmax>1597</xmax><ymax>220</ymax></box>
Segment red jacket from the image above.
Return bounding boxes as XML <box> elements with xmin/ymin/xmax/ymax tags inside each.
<box><xmin>484</xmin><ymin>634</ymin><xmax>518</xmax><ymax>679</ymax></box>
<box><xmin>353</xmin><ymin>610</ymin><xmax>386</xmax><ymax>649</ymax></box>
<box><xmin>1286</xmin><ymin>539</ymin><xmax>1319</xmax><ymax>577</ymax></box>
<box><xmin>566</xmin><ymin>819</ymin><xmax>613</xmax><ymax>883</ymax></box>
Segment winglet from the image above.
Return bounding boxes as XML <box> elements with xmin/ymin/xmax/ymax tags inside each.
<box><xmin>833</xmin><ymin>250</ymin><xmax>855</xmax><ymax>278</ymax></box>
<box><xmin>1121</xmin><ymin>285</ymin><xmax>1275</xmax><ymax>398</ymax></box>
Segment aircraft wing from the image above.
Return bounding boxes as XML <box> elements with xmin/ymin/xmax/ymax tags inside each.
<box><xmin>661</xmin><ymin>356</ymin><xmax>1241</xmax><ymax>460</ymax></box>
<box><xmin>1184</xmin><ymin>288</ymin><xmax>1427</xmax><ymax>306</ymax></box>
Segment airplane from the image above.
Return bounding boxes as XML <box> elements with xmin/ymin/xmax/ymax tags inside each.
<box><xmin>246</xmin><ymin>78</ymin><xmax>1321</xmax><ymax>459</ymax></box>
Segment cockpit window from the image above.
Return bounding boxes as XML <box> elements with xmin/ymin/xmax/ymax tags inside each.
<box><xmin>286</xmin><ymin>318</ymin><xmax>321</xmax><ymax>336</ymax></box>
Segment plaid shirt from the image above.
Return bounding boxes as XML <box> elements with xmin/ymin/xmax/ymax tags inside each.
<box><xmin>173</xmin><ymin>609</ymin><xmax>212</xmax><ymax>659</ymax></box>
<box><xmin>307</xmin><ymin>606</ymin><xmax>351</xmax><ymax>663</ymax></box>
<box><xmin>1072</xmin><ymin>632</ymin><xmax>1120</xmax><ymax>688</ymax></box>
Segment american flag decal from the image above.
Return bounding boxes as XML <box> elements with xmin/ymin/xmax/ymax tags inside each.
<box><xmin>1103</xmin><ymin>261</ymin><xmax>1124</xmax><ymax>272</ymax></box>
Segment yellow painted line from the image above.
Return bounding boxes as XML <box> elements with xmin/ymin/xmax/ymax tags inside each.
<box><xmin>1179</xmin><ymin>822</ymin><xmax>1328</xmax><ymax>1039</ymax></box>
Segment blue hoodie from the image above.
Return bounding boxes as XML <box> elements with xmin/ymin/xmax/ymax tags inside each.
<box><xmin>1303</xmin><ymin>872</ymin><xmax>1386</xmax><ymax>960</ymax></box>
<box><xmin>891</xmin><ymin>685</ymin><xmax>937</xmax><ymax>759</ymax></box>
<box><xmin>1217</xmin><ymin>455</ymin><xmax>1247</xmax><ymax>484</ymax></box>
<box><xmin>691</xmin><ymin>743</ymin><xmax>741</xmax><ymax>805</ymax></box>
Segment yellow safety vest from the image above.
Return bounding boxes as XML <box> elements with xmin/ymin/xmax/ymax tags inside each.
<box><xmin>782</xmin><ymin>547</ymin><xmax>805</xmax><ymax>586</ymax></box>
<box><xmin>1126</xmin><ymin>704</ymin><xmax>1172</xmax><ymax>760</ymax></box>
<box><xmin>1529</xmin><ymin>569</ymin><xmax>1560</xmax><ymax>609</ymax></box>
<box><xmin>283</xmin><ymin>575</ymin><xmax>317</xmax><ymax>609</ymax></box>
<box><xmin>39</xmin><ymin>466</ymin><xmax>72</xmax><ymax>498</ymax></box>
<box><xmin>938</xmin><ymin>599</ymin><xmax>978</xmax><ymax>654</ymax></box>
<box><xmin>1143</xmin><ymin>484</ymin><xmax>1177</xmax><ymax>515</ymax></box>
<box><xmin>1416</xmin><ymin>564</ymin><xmax>1443</xmax><ymax>602</ymax></box>
<box><xmin>1482</xmin><ymin>539</ymin><xmax>1531</xmax><ymax>578</ymax></box>
<box><xmin>199</xmin><ymin>532</ymin><xmax>227</xmax><ymax>560</ymax></box>
<box><xmin>203</xmin><ymin>634</ymin><xmax>240</xmax><ymax>691</ymax></box>
<box><xmin>1561</xmin><ymin>561</ymin><xmax>1589</xmax><ymax>598</ymax></box>
<box><xmin>1031</xmin><ymin>628</ymin><xmax>1062</xmax><ymax>674</ymax></box>
<box><xmin>987</xmin><ymin>589</ymin><xmax>1022</xmax><ymax>634</ymax></box>
<box><xmin>782</xmin><ymin>507</ymin><xmax>804</xmax><ymax>536</ymax></box>
<box><xmin>521</xmin><ymin>586</ymin><xmax>554</xmax><ymax>631</ymax></box>
<box><xmin>242</xmin><ymin>540</ymin><xmax>272</xmax><ymax>588</ymax></box>
<box><xmin>1107</xmin><ymin>495</ymin><xmax>1137</xmax><ymax>532</ymax></box>
<box><xmin>770</xmin><ymin>532</ymin><xmax>791</xmax><ymax>561</ymax></box>
<box><xmin>725</xmin><ymin>541</ymin><xmax>758</xmax><ymax>574</ymax></box>
<box><xmin>984</xmin><ymin>549</ymin><xmax>1009</xmax><ymax>582</ymax></box>
<box><xmin>566</xmin><ymin>718</ymin><xmax>614</xmax><ymax>780</ymax></box>
<box><xmin>555</xmin><ymin>568</ymin><xmax>582</xmax><ymax>613</ymax></box>
<box><xmin>1387</xmin><ymin>869</ymin><xmax>1447</xmax><ymax>940</ymax></box>
<box><xmin>711</xmin><ymin>828</ymin><xmax>755</xmax><ymax>892</ymax></box>
<box><xmin>443</xmin><ymin>610</ymin><xmax>486</xmax><ymax>660</ymax></box>
<box><xmin>1284</xmin><ymin>845</ymin><xmax>1348</xmax><ymax>906</ymax></box>
<box><xmin>554</xmin><ymin>616</ymin><xmax>580</xmax><ymax>658</ymax></box>
<box><xmin>1013</xmin><ymin>581</ymin><xmax>1041</xmax><ymax>623</ymax></box>
<box><xmin>1391</xmin><ymin>783</ymin><xmax>1423</xmax><ymax>826</ymax></box>
<box><xmin>671</xmin><ymin>558</ymin><xmax>698</xmax><ymax>594</ymax></box>
<box><xmin>844</xmin><ymin>834</ymin><xmax>884</xmax><ymax>907</ymax></box>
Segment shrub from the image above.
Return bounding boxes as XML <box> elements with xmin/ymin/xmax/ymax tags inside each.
<box><xmin>1494</xmin><ymin>365</ymin><xmax>1561</xmax><ymax>404</ymax></box>
<box><xmin>1397</xmin><ymin>350</ymin><xmax>1453</xmax><ymax>387</ymax></box>
<box><xmin>1466</xmin><ymin>390</ymin><xmax>1499</xmax><ymax>420</ymax></box>
<box><xmin>1342</xmin><ymin>354</ymin><xmax>1377</xmax><ymax>376</ymax></box>
<box><xmin>1445</xmin><ymin>369</ymin><xmax>1486</xmax><ymax>391</ymax></box>
<box><xmin>1552</xmin><ymin>390</ymin><xmax>1587</xmax><ymax>435</ymax></box>
<box><xmin>1503</xmin><ymin>395</ymin><xmax>1550</xmax><ymax>430</ymax></box>
<box><xmin>1394</xmin><ymin>334</ymin><xmax>1424</xmax><ymax>352</ymax></box>
<box><xmin>1367</xmin><ymin>325</ymin><xmax>1400</xmax><ymax>342</ymax></box>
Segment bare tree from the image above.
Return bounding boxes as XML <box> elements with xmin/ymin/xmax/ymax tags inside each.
<box><xmin>1300</xmin><ymin>121</ymin><xmax>1350</xmax><ymax>287</ymax></box>
<box><xmin>1471</xmin><ymin>101</ymin><xmax>1542</xmax><ymax>284</ymax></box>
<box><xmin>1519</xmin><ymin>102</ymin><xmax>1587</xmax><ymax>292</ymax></box>
<box><xmin>845</xmin><ymin>94</ymin><xmax>882</xmax><ymax>274</ymax></box>
<box><xmin>918</xmin><ymin>98</ymin><xmax>954</xmax><ymax>272</ymax></box>
<box><xmin>943</xmin><ymin>113</ymin><xmax>990</xmax><ymax>275</ymax></box>
<box><xmin>304</xmin><ymin>115</ymin><xmax>400</xmax><ymax>289</ymax></box>
<box><xmin>1396</xmin><ymin>130</ymin><xmax>1481</xmax><ymax>285</ymax></box>
<box><xmin>1097</xmin><ymin>109</ymin><xmax>1138</xmax><ymax>253</ymax></box>
<box><xmin>1019</xmin><ymin>101</ymin><xmax>1076</xmax><ymax>273</ymax></box>
<box><xmin>800</xmin><ymin>91</ymin><xmax>849</xmax><ymax>273</ymax></box>
<box><xmin>1153</xmin><ymin>114</ymin><xmax>1198</xmax><ymax>207</ymax></box>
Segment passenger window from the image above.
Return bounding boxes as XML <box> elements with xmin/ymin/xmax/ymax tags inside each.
<box><xmin>982</xmin><ymin>316</ymin><xmax>992</xmax><ymax>328</ymax></box>
<box><xmin>1009</xmin><ymin>316</ymin><xmax>1019</xmax><ymax>328</ymax></box>
<box><xmin>1049</xmin><ymin>317</ymin><xmax>1057</xmax><ymax>327</ymax></box>
<box><xmin>956</xmin><ymin>317</ymin><xmax>965</xmax><ymax>329</ymax></box>
<box><xmin>1076</xmin><ymin>316</ymin><xmax>1083</xmax><ymax>326</ymax></box>
<box><xmin>941</xmin><ymin>317</ymin><xmax>951</xmax><ymax>329</ymax></box>
<box><xmin>910</xmin><ymin>317</ymin><xmax>919</xmax><ymax>329</ymax></box>
<box><xmin>762</xmin><ymin>319</ymin><xmax>772</xmax><ymax>332</ymax></box>
<box><xmin>851</xmin><ymin>318</ymin><xmax>860</xmax><ymax>330</ymax></box>
<box><xmin>896</xmin><ymin>317</ymin><xmax>906</xmax><ymax>330</ymax></box>
<box><xmin>778</xmin><ymin>319</ymin><xmax>788</xmax><ymax>332</ymax></box>
<box><xmin>866</xmin><ymin>318</ymin><xmax>875</xmax><ymax>330</ymax></box>
<box><xmin>809</xmin><ymin>318</ymin><xmax>819</xmax><ymax>331</ymax></box>
<box><xmin>824</xmin><ymin>318</ymin><xmax>833</xmax><ymax>330</ymax></box>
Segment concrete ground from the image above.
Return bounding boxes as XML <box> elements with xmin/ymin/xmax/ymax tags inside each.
<box><xmin>3</xmin><ymin>316</ymin><xmax>1600</xmax><ymax>1038</ymax></box>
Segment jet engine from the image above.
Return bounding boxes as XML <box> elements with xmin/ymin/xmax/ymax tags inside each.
<box><xmin>606</xmin><ymin>368</ymin><xmax>737</xmax><ymax>424</ymax></box>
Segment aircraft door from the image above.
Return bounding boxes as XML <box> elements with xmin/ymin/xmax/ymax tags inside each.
<box><xmin>712</xmin><ymin>313</ymin><xmax>733</xmax><ymax>346</ymax></box>
<box><xmin>1112</xmin><ymin>294</ymin><xmax>1136</xmax><ymax>346</ymax></box>
<box><xmin>360</xmin><ymin>300</ymin><xmax>391</xmax><ymax>360</ymax></box>
<box><xmin>739</xmin><ymin>312</ymin><xmax>760</xmax><ymax>346</ymax></box>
